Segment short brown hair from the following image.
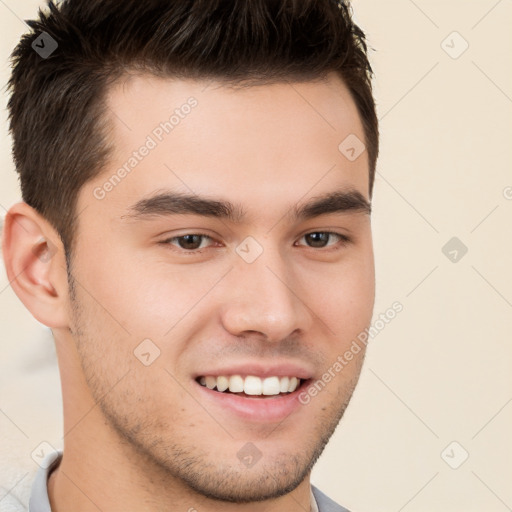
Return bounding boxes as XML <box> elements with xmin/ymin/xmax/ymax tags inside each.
<box><xmin>8</xmin><ymin>0</ymin><xmax>378</xmax><ymax>257</ymax></box>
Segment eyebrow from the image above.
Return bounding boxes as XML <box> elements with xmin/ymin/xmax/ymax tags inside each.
<box><xmin>124</xmin><ymin>189</ymin><xmax>371</xmax><ymax>223</ymax></box>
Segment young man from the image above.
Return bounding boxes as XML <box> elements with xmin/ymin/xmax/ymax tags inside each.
<box><xmin>2</xmin><ymin>0</ymin><xmax>378</xmax><ymax>510</ymax></box>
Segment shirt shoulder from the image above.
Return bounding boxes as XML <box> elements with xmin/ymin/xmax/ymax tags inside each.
<box><xmin>28</xmin><ymin>449</ymin><xmax>62</xmax><ymax>512</ymax></box>
<box><xmin>311</xmin><ymin>484</ymin><xmax>352</xmax><ymax>512</ymax></box>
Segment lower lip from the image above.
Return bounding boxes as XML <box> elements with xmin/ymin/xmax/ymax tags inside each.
<box><xmin>195</xmin><ymin>380</ymin><xmax>310</xmax><ymax>423</ymax></box>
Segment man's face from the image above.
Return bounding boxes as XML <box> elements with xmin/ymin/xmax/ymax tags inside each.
<box><xmin>68</xmin><ymin>72</ymin><xmax>375</xmax><ymax>501</ymax></box>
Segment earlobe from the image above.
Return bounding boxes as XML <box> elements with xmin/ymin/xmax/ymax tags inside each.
<box><xmin>1</xmin><ymin>202</ymin><xmax>69</xmax><ymax>328</ymax></box>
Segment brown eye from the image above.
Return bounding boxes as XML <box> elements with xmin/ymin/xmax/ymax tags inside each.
<box><xmin>162</xmin><ymin>233</ymin><xmax>214</xmax><ymax>252</ymax></box>
<box><xmin>297</xmin><ymin>232</ymin><xmax>350</xmax><ymax>250</ymax></box>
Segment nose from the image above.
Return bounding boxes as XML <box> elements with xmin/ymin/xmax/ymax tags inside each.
<box><xmin>219</xmin><ymin>248</ymin><xmax>314</xmax><ymax>343</ymax></box>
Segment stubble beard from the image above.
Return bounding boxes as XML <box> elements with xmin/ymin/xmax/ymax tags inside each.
<box><xmin>67</xmin><ymin>270</ymin><xmax>364</xmax><ymax>503</ymax></box>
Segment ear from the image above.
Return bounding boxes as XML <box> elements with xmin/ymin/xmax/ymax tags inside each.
<box><xmin>1</xmin><ymin>202</ymin><xmax>69</xmax><ymax>328</ymax></box>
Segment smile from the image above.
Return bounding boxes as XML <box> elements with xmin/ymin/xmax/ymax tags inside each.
<box><xmin>197</xmin><ymin>375</ymin><xmax>302</xmax><ymax>397</ymax></box>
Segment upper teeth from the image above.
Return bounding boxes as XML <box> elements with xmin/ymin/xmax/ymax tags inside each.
<box><xmin>199</xmin><ymin>375</ymin><xmax>301</xmax><ymax>395</ymax></box>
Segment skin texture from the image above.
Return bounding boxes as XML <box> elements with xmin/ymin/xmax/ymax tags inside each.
<box><xmin>2</xmin><ymin>71</ymin><xmax>375</xmax><ymax>512</ymax></box>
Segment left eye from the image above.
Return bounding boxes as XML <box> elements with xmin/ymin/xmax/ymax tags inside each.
<box><xmin>296</xmin><ymin>231</ymin><xmax>349</xmax><ymax>249</ymax></box>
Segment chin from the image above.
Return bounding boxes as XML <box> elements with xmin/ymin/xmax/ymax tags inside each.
<box><xmin>172</xmin><ymin>453</ymin><xmax>311</xmax><ymax>503</ymax></box>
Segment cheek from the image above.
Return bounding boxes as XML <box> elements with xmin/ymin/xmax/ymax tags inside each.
<box><xmin>302</xmin><ymin>253</ymin><xmax>375</xmax><ymax>339</ymax></box>
<box><xmin>75</xmin><ymin>246</ymin><xmax>213</xmax><ymax>338</ymax></box>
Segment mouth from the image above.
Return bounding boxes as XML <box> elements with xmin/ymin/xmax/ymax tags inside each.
<box><xmin>193</xmin><ymin>365</ymin><xmax>314</xmax><ymax>421</ymax></box>
<box><xmin>196</xmin><ymin>374</ymin><xmax>308</xmax><ymax>398</ymax></box>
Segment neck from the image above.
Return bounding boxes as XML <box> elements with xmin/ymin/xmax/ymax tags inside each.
<box><xmin>48</xmin><ymin>438</ymin><xmax>313</xmax><ymax>512</ymax></box>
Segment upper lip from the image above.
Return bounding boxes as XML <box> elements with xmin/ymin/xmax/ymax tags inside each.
<box><xmin>194</xmin><ymin>361</ymin><xmax>314</xmax><ymax>380</ymax></box>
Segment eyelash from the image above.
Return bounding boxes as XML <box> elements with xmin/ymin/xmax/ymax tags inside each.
<box><xmin>160</xmin><ymin>231</ymin><xmax>351</xmax><ymax>255</ymax></box>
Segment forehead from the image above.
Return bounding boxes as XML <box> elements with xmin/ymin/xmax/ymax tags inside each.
<box><xmin>80</xmin><ymin>72</ymin><xmax>369</xmax><ymax>223</ymax></box>
<box><xmin>105</xmin><ymin>72</ymin><xmax>364</xmax><ymax>149</ymax></box>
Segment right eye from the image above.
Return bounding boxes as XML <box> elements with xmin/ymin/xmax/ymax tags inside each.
<box><xmin>160</xmin><ymin>233</ymin><xmax>219</xmax><ymax>254</ymax></box>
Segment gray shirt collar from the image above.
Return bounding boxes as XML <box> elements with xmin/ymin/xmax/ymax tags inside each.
<box><xmin>28</xmin><ymin>451</ymin><xmax>347</xmax><ymax>512</ymax></box>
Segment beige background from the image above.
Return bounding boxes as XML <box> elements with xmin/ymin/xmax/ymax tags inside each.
<box><xmin>1</xmin><ymin>1</ymin><xmax>511</xmax><ymax>511</ymax></box>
